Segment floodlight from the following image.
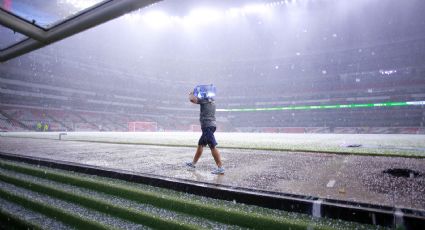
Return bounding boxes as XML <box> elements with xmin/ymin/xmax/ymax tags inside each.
<box><xmin>142</xmin><ymin>10</ymin><xmax>171</xmax><ymax>27</ymax></box>
<box><xmin>61</xmin><ymin>0</ymin><xmax>101</xmax><ymax>10</ymax></box>
<box><xmin>183</xmin><ymin>8</ymin><xmax>223</xmax><ymax>26</ymax></box>
<box><xmin>241</xmin><ymin>4</ymin><xmax>270</xmax><ymax>14</ymax></box>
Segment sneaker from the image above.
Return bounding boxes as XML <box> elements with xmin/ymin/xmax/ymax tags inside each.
<box><xmin>211</xmin><ymin>167</ymin><xmax>225</xmax><ymax>175</ymax></box>
<box><xmin>185</xmin><ymin>162</ymin><xmax>196</xmax><ymax>168</ymax></box>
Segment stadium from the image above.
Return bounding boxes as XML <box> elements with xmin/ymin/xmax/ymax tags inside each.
<box><xmin>0</xmin><ymin>0</ymin><xmax>424</xmax><ymax>229</ymax></box>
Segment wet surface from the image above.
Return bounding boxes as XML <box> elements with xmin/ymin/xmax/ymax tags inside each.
<box><xmin>1</xmin><ymin>136</ymin><xmax>424</xmax><ymax>210</ymax></box>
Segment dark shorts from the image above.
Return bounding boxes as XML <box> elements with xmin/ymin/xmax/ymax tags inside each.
<box><xmin>198</xmin><ymin>126</ymin><xmax>217</xmax><ymax>148</ymax></box>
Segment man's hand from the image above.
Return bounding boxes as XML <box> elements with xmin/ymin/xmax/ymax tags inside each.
<box><xmin>189</xmin><ymin>92</ymin><xmax>198</xmax><ymax>104</ymax></box>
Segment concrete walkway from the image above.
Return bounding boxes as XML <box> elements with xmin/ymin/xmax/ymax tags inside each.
<box><xmin>1</xmin><ymin>136</ymin><xmax>424</xmax><ymax>210</ymax></box>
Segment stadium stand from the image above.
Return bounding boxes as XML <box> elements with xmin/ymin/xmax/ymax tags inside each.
<box><xmin>0</xmin><ymin>8</ymin><xmax>424</xmax><ymax>134</ymax></box>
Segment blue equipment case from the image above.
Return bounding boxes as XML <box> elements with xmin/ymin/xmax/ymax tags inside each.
<box><xmin>193</xmin><ymin>84</ymin><xmax>216</xmax><ymax>100</ymax></box>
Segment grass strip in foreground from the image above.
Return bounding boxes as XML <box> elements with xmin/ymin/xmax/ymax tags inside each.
<box><xmin>0</xmin><ymin>171</ymin><xmax>200</xmax><ymax>230</ymax></box>
<box><xmin>0</xmin><ymin>159</ymin><xmax>319</xmax><ymax>230</ymax></box>
<box><xmin>0</xmin><ymin>188</ymin><xmax>111</xmax><ymax>230</ymax></box>
<box><xmin>0</xmin><ymin>207</ymin><xmax>42</xmax><ymax>230</ymax></box>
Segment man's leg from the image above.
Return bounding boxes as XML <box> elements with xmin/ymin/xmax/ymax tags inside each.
<box><xmin>192</xmin><ymin>145</ymin><xmax>203</xmax><ymax>164</ymax></box>
<box><xmin>210</xmin><ymin>147</ymin><xmax>222</xmax><ymax>167</ymax></box>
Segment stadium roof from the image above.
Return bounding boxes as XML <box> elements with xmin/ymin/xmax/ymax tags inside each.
<box><xmin>0</xmin><ymin>0</ymin><xmax>162</xmax><ymax>62</ymax></box>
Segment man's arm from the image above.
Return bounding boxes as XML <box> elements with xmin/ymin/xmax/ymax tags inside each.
<box><xmin>189</xmin><ymin>92</ymin><xmax>198</xmax><ymax>104</ymax></box>
<box><xmin>189</xmin><ymin>91</ymin><xmax>210</xmax><ymax>104</ymax></box>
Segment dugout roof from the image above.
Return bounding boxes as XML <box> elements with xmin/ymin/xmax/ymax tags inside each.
<box><xmin>0</xmin><ymin>0</ymin><xmax>162</xmax><ymax>62</ymax></box>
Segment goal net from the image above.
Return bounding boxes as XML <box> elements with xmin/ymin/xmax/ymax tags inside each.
<box><xmin>128</xmin><ymin>121</ymin><xmax>157</xmax><ymax>132</ymax></box>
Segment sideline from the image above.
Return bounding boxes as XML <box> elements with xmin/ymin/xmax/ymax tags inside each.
<box><xmin>0</xmin><ymin>151</ymin><xmax>424</xmax><ymax>229</ymax></box>
<box><xmin>1</xmin><ymin>134</ymin><xmax>425</xmax><ymax>158</ymax></box>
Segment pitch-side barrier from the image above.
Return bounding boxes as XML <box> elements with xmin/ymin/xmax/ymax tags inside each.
<box><xmin>0</xmin><ymin>151</ymin><xmax>423</xmax><ymax>229</ymax></box>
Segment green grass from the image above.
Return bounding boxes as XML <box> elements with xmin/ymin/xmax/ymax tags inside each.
<box><xmin>1</xmin><ymin>131</ymin><xmax>424</xmax><ymax>158</ymax></box>
<box><xmin>0</xmin><ymin>172</ymin><xmax>199</xmax><ymax>230</ymax></box>
<box><xmin>63</xmin><ymin>139</ymin><xmax>425</xmax><ymax>158</ymax></box>
<box><xmin>0</xmin><ymin>160</ymin><xmax>381</xmax><ymax>229</ymax></box>
<box><xmin>0</xmin><ymin>207</ymin><xmax>42</xmax><ymax>230</ymax></box>
<box><xmin>0</xmin><ymin>188</ymin><xmax>111</xmax><ymax>230</ymax></box>
<box><xmin>0</xmin><ymin>160</ymin><xmax>312</xmax><ymax>229</ymax></box>
<box><xmin>0</xmin><ymin>159</ymin><xmax>383</xmax><ymax>229</ymax></box>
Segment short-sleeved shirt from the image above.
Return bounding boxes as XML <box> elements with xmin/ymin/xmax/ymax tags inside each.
<box><xmin>198</xmin><ymin>99</ymin><xmax>216</xmax><ymax>128</ymax></box>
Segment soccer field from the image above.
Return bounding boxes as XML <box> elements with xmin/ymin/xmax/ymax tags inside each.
<box><xmin>1</xmin><ymin>132</ymin><xmax>424</xmax><ymax>228</ymax></box>
<box><xmin>1</xmin><ymin>132</ymin><xmax>424</xmax><ymax>157</ymax></box>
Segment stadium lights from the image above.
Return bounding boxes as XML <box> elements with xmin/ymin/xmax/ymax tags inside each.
<box><xmin>216</xmin><ymin>101</ymin><xmax>425</xmax><ymax>112</ymax></box>
<box><xmin>133</xmin><ymin>0</ymin><xmax>288</xmax><ymax>28</ymax></box>
<box><xmin>225</xmin><ymin>8</ymin><xmax>241</xmax><ymax>18</ymax></box>
<box><xmin>379</xmin><ymin>69</ymin><xmax>397</xmax><ymax>75</ymax></box>
<box><xmin>241</xmin><ymin>3</ymin><xmax>271</xmax><ymax>14</ymax></box>
<box><xmin>141</xmin><ymin>10</ymin><xmax>171</xmax><ymax>28</ymax></box>
<box><xmin>224</xmin><ymin>3</ymin><xmax>272</xmax><ymax>18</ymax></box>
<box><xmin>182</xmin><ymin>8</ymin><xmax>223</xmax><ymax>27</ymax></box>
<box><xmin>60</xmin><ymin>0</ymin><xmax>102</xmax><ymax>10</ymax></box>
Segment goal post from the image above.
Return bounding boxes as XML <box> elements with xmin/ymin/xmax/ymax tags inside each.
<box><xmin>128</xmin><ymin>121</ymin><xmax>157</xmax><ymax>132</ymax></box>
<box><xmin>190</xmin><ymin>124</ymin><xmax>201</xmax><ymax>132</ymax></box>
